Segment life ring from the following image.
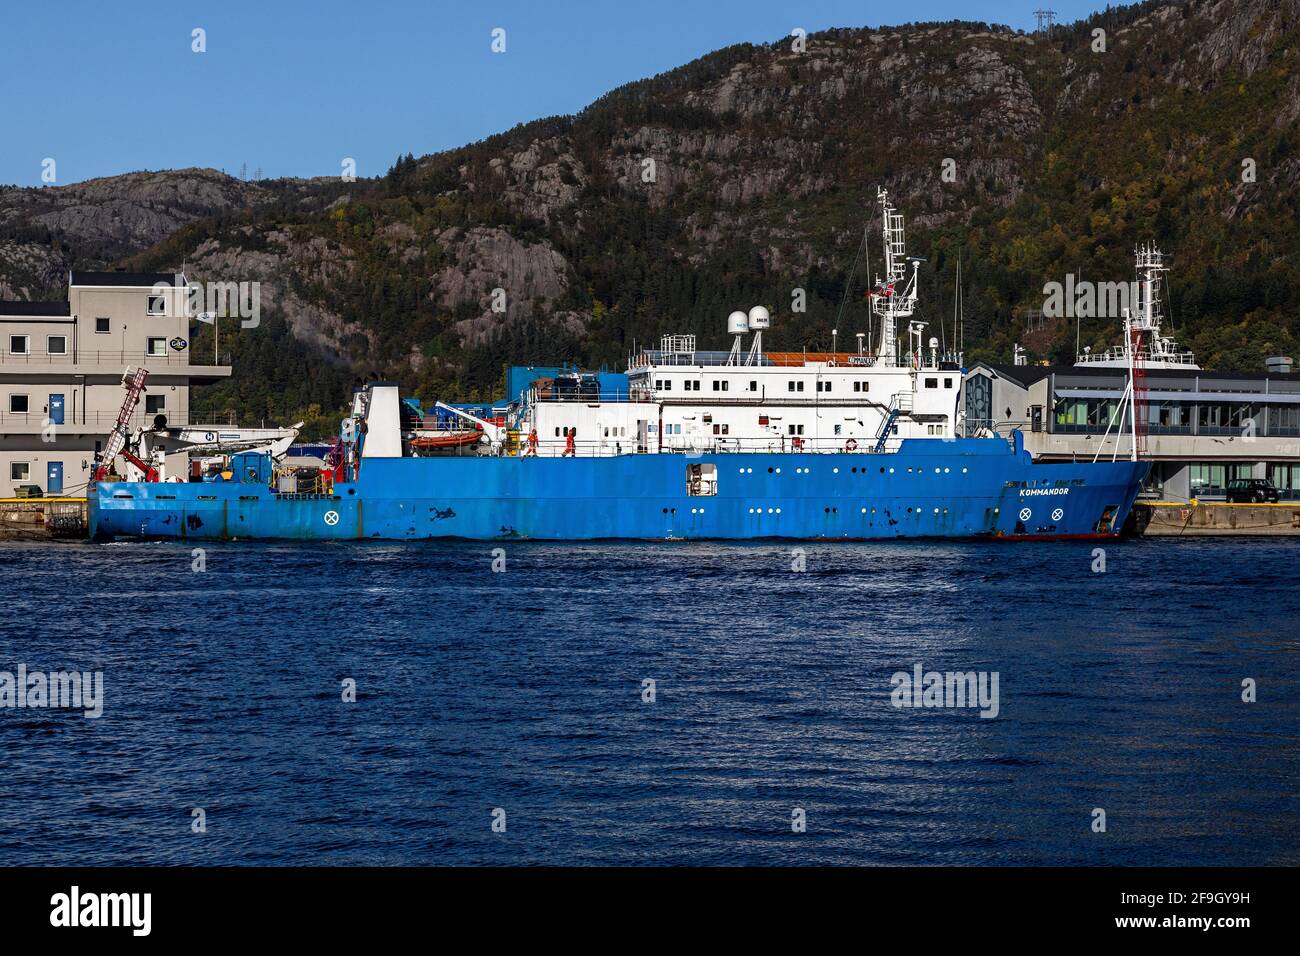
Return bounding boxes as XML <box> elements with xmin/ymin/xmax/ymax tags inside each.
<box><xmin>844</xmin><ymin>438</ymin><xmax>858</xmax><ymax>452</ymax></box>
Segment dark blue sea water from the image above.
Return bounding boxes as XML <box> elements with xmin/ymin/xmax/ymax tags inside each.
<box><xmin>0</xmin><ymin>537</ymin><xmax>1296</xmax><ymax>866</ymax></box>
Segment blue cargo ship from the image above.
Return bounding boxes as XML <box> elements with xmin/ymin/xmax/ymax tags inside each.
<box><xmin>87</xmin><ymin>190</ymin><xmax>1150</xmax><ymax>542</ymax></box>
<box><xmin>89</xmin><ymin>430</ymin><xmax>1146</xmax><ymax>541</ymax></box>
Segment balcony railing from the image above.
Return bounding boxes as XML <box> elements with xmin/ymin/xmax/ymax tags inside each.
<box><xmin>0</xmin><ymin>410</ymin><xmax>185</xmax><ymax>429</ymax></box>
<box><xmin>0</xmin><ymin>349</ymin><xmax>229</xmax><ymax>368</ymax></box>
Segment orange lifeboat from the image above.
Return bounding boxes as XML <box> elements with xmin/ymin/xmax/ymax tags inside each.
<box><xmin>410</xmin><ymin>428</ymin><xmax>481</xmax><ymax>450</ymax></box>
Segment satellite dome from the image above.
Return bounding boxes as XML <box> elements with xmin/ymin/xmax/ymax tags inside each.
<box><xmin>747</xmin><ymin>305</ymin><xmax>771</xmax><ymax>329</ymax></box>
<box><xmin>728</xmin><ymin>310</ymin><xmax>749</xmax><ymax>334</ymax></box>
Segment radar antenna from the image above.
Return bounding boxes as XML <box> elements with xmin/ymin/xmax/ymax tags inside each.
<box><xmin>868</xmin><ymin>188</ymin><xmax>919</xmax><ymax>367</ymax></box>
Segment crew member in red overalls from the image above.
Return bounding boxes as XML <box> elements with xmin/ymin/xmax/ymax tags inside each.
<box><xmin>526</xmin><ymin>428</ymin><xmax>539</xmax><ymax>456</ymax></box>
<box><xmin>564</xmin><ymin>427</ymin><xmax>576</xmax><ymax>457</ymax></box>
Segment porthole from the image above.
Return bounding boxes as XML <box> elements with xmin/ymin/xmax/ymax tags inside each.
<box><xmin>775</xmin><ymin>508</ymin><xmax>782</xmax><ymax>514</ymax></box>
<box><xmin>768</xmin><ymin>467</ymin><xmax>774</xmax><ymax>473</ymax></box>
<box><xmin>832</xmin><ymin>467</ymin><xmax>838</xmax><ymax>474</ymax></box>
<box><xmin>888</xmin><ymin>467</ymin><xmax>895</xmax><ymax>474</ymax></box>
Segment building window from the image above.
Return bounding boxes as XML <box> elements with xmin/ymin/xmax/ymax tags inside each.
<box><xmin>788</xmin><ymin>382</ymin><xmax>795</xmax><ymax>392</ymax></box>
<box><xmin>147</xmin><ymin>337</ymin><xmax>167</xmax><ymax>356</ymax></box>
<box><xmin>10</xmin><ymin>462</ymin><xmax>29</xmax><ymax>482</ymax></box>
<box><xmin>147</xmin><ymin>295</ymin><xmax>167</xmax><ymax>315</ymax></box>
<box><xmin>787</xmin><ymin>423</ymin><xmax>805</xmax><ymax>436</ymax></box>
<box><xmin>749</xmin><ymin>380</ymin><xmax>757</xmax><ymax>391</ymax></box>
<box><xmin>9</xmin><ymin>394</ymin><xmax>29</xmax><ymax>413</ymax></box>
<box><xmin>145</xmin><ymin>394</ymin><xmax>166</xmax><ymax>414</ymax></box>
<box><xmin>47</xmin><ymin>335</ymin><xmax>67</xmax><ymax>355</ymax></box>
<box><xmin>944</xmin><ymin>378</ymin><xmax>953</xmax><ymax>388</ymax></box>
<box><xmin>9</xmin><ymin>335</ymin><xmax>29</xmax><ymax>355</ymax></box>
<box><xmin>95</xmin><ymin>317</ymin><xmax>110</xmax><ymax>333</ymax></box>
<box><xmin>925</xmin><ymin>377</ymin><xmax>938</xmax><ymax>388</ymax></box>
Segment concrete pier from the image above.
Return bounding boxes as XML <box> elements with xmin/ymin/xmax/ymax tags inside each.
<box><xmin>1135</xmin><ymin>501</ymin><xmax>1300</xmax><ymax>536</ymax></box>
<box><xmin>0</xmin><ymin>497</ymin><xmax>88</xmax><ymax>540</ymax></box>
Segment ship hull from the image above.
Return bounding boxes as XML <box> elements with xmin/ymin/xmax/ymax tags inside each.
<box><xmin>88</xmin><ymin>439</ymin><xmax>1149</xmax><ymax>542</ymax></box>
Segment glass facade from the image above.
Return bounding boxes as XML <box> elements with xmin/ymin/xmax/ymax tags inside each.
<box><xmin>1189</xmin><ymin>463</ymin><xmax>1256</xmax><ymax>498</ymax></box>
<box><xmin>1266</xmin><ymin>463</ymin><xmax>1300</xmax><ymax>498</ymax></box>
<box><xmin>1053</xmin><ymin>397</ymin><xmax>1121</xmax><ymax>431</ymax></box>
<box><xmin>1051</xmin><ymin>394</ymin><xmax>1297</xmax><ymax>437</ymax></box>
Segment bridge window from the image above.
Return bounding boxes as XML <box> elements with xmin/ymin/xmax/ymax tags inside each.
<box><xmin>925</xmin><ymin>377</ymin><xmax>938</xmax><ymax>388</ymax></box>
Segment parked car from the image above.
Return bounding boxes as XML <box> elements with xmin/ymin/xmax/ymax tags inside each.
<box><xmin>1225</xmin><ymin>478</ymin><xmax>1280</xmax><ymax>503</ymax></box>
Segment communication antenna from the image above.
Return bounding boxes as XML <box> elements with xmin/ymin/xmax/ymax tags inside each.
<box><xmin>725</xmin><ymin>310</ymin><xmax>748</xmax><ymax>366</ymax></box>
<box><xmin>744</xmin><ymin>306</ymin><xmax>770</xmax><ymax>366</ymax></box>
<box><xmin>869</xmin><ymin>187</ymin><xmax>919</xmax><ymax>367</ymax></box>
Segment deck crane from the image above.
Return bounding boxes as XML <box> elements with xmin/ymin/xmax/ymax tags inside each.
<box><xmin>92</xmin><ymin>366</ymin><xmax>159</xmax><ymax>482</ymax></box>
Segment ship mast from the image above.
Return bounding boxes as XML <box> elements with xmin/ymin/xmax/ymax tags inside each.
<box><xmin>869</xmin><ymin>188</ymin><xmax>919</xmax><ymax>367</ymax></box>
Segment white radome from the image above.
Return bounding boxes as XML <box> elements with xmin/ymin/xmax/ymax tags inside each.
<box><xmin>727</xmin><ymin>310</ymin><xmax>749</xmax><ymax>334</ymax></box>
<box><xmin>747</xmin><ymin>305</ymin><xmax>771</xmax><ymax>329</ymax></box>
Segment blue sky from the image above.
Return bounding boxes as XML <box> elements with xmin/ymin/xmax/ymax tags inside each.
<box><xmin>1</xmin><ymin>0</ymin><xmax>1108</xmax><ymax>187</ymax></box>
